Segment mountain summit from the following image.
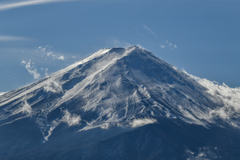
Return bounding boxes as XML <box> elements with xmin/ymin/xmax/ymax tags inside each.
<box><xmin>1</xmin><ymin>46</ymin><xmax>240</xmax><ymax>160</ymax></box>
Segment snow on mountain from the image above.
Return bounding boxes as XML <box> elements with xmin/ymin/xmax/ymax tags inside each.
<box><xmin>0</xmin><ymin>46</ymin><xmax>239</xmax><ymax>137</ymax></box>
<box><xmin>0</xmin><ymin>46</ymin><xmax>236</xmax><ymax>141</ymax></box>
<box><xmin>183</xmin><ymin>69</ymin><xmax>240</xmax><ymax>127</ymax></box>
<box><xmin>1</xmin><ymin>46</ymin><xmax>240</xmax><ymax>159</ymax></box>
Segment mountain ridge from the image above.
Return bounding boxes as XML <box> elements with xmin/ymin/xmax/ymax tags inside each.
<box><xmin>1</xmin><ymin>46</ymin><xmax>240</xmax><ymax>159</ymax></box>
<box><xmin>0</xmin><ymin>46</ymin><xmax>223</xmax><ymax>134</ymax></box>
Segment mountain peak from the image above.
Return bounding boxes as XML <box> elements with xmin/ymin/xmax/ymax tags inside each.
<box><xmin>1</xmin><ymin>46</ymin><xmax>240</xmax><ymax>159</ymax></box>
<box><xmin>0</xmin><ymin>46</ymin><xmax>223</xmax><ymax>142</ymax></box>
<box><xmin>0</xmin><ymin>46</ymin><xmax>216</xmax><ymax>134</ymax></box>
<box><xmin>64</xmin><ymin>46</ymin><xmax>150</xmax><ymax>74</ymax></box>
<box><xmin>98</xmin><ymin>45</ymin><xmax>146</xmax><ymax>58</ymax></box>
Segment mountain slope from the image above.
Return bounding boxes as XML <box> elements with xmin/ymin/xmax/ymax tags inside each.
<box><xmin>0</xmin><ymin>46</ymin><xmax>239</xmax><ymax>159</ymax></box>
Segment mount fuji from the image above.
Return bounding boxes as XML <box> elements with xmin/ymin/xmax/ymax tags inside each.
<box><xmin>1</xmin><ymin>46</ymin><xmax>240</xmax><ymax>160</ymax></box>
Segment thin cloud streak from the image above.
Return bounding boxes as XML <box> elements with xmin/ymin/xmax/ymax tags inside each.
<box><xmin>143</xmin><ymin>24</ymin><xmax>157</xmax><ymax>39</ymax></box>
<box><xmin>37</xmin><ymin>45</ymin><xmax>66</xmax><ymax>61</ymax></box>
<box><xmin>0</xmin><ymin>0</ymin><xmax>74</xmax><ymax>11</ymax></box>
<box><xmin>0</xmin><ymin>36</ymin><xmax>28</xmax><ymax>41</ymax></box>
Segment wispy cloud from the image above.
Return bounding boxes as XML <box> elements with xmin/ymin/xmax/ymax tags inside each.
<box><xmin>160</xmin><ymin>44</ymin><xmax>166</xmax><ymax>49</ymax></box>
<box><xmin>0</xmin><ymin>35</ymin><xmax>28</xmax><ymax>41</ymax></box>
<box><xmin>160</xmin><ymin>40</ymin><xmax>177</xmax><ymax>50</ymax></box>
<box><xmin>21</xmin><ymin>59</ymin><xmax>41</xmax><ymax>79</ymax></box>
<box><xmin>131</xmin><ymin>118</ymin><xmax>157</xmax><ymax>128</ymax></box>
<box><xmin>143</xmin><ymin>24</ymin><xmax>157</xmax><ymax>39</ymax></box>
<box><xmin>41</xmin><ymin>67</ymin><xmax>49</xmax><ymax>76</ymax></box>
<box><xmin>0</xmin><ymin>0</ymin><xmax>74</xmax><ymax>12</ymax></box>
<box><xmin>37</xmin><ymin>45</ymin><xmax>65</xmax><ymax>61</ymax></box>
<box><xmin>113</xmin><ymin>39</ymin><xmax>132</xmax><ymax>48</ymax></box>
<box><xmin>62</xmin><ymin>110</ymin><xmax>81</xmax><ymax>126</ymax></box>
<box><xmin>183</xmin><ymin>69</ymin><xmax>240</xmax><ymax>124</ymax></box>
<box><xmin>111</xmin><ymin>39</ymin><xmax>146</xmax><ymax>50</ymax></box>
<box><xmin>56</xmin><ymin>55</ymin><xmax>65</xmax><ymax>60</ymax></box>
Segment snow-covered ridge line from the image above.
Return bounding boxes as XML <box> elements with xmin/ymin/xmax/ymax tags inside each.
<box><xmin>0</xmin><ymin>48</ymin><xmax>113</xmax><ymax>107</ymax></box>
<box><xmin>2</xmin><ymin>45</ymin><xmax>240</xmax><ymax>141</ymax></box>
<box><xmin>183</xmin><ymin>69</ymin><xmax>240</xmax><ymax>120</ymax></box>
<box><xmin>51</xmin><ymin>48</ymin><xmax>112</xmax><ymax>78</ymax></box>
<box><xmin>0</xmin><ymin>79</ymin><xmax>49</xmax><ymax>107</ymax></box>
<box><xmin>0</xmin><ymin>47</ymin><xmax>136</xmax><ymax>108</ymax></box>
<box><xmin>51</xmin><ymin>47</ymin><xmax>137</xmax><ymax>110</ymax></box>
<box><xmin>64</xmin><ymin>48</ymin><xmax>111</xmax><ymax>71</ymax></box>
<box><xmin>52</xmin><ymin>46</ymin><xmax>143</xmax><ymax>77</ymax></box>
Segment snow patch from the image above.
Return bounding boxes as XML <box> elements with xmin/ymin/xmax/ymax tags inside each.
<box><xmin>177</xmin><ymin>105</ymin><xmax>206</xmax><ymax>126</ymax></box>
<box><xmin>13</xmin><ymin>100</ymin><xmax>32</xmax><ymax>115</ymax></box>
<box><xmin>172</xmin><ymin>65</ymin><xmax>178</xmax><ymax>70</ymax></box>
<box><xmin>0</xmin><ymin>92</ymin><xmax>5</xmax><ymax>96</ymax></box>
<box><xmin>78</xmin><ymin>122</ymin><xmax>109</xmax><ymax>131</ymax></box>
<box><xmin>100</xmin><ymin>123</ymin><xmax>110</xmax><ymax>129</ymax></box>
<box><xmin>130</xmin><ymin>118</ymin><xmax>157</xmax><ymax>128</ymax></box>
<box><xmin>43</xmin><ymin>80</ymin><xmax>63</xmax><ymax>93</ymax></box>
<box><xmin>21</xmin><ymin>100</ymin><xmax>32</xmax><ymax>114</ymax></box>
<box><xmin>166</xmin><ymin>112</ymin><xmax>177</xmax><ymax>119</ymax></box>
<box><xmin>77</xmin><ymin>48</ymin><xmax>111</xmax><ymax>65</ymax></box>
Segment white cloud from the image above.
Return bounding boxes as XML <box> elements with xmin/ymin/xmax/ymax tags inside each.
<box><xmin>0</xmin><ymin>0</ymin><xmax>74</xmax><ymax>12</ymax></box>
<box><xmin>57</xmin><ymin>55</ymin><xmax>65</xmax><ymax>60</ymax></box>
<box><xmin>113</xmin><ymin>39</ymin><xmax>132</xmax><ymax>48</ymax></box>
<box><xmin>160</xmin><ymin>44</ymin><xmax>166</xmax><ymax>48</ymax></box>
<box><xmin>160</xmin><ymin>40</ymin><xmax>177</xmax><ymax>50</ymax></box>
<box><xmin>21</xmin><ymin>59</ymin><xmax>41</xmax><ymax>79</ymax></box>
<box><xmin>186</xmin><ymin>147</ymin><xmax>216</xmax><ymax>160</ymax></box>
<box><xmin>37</xmin><ymin>45</ymin><xmax>66</xmax><ymax>61</ymax></box>
<box><xmin>0</xmin><ymin>35</ymin><xmax>28</xmax><ymax>41</ymax></box>
<box><xmin>143</xmin><ymin>24</ymin><xmax>157</xmax><ymax>39</ymax></box>
<box><xmin>210</xmin><ymin>108</ymin><xmax>229</xmax><ymax>119</ymax></box>
<box><xmin>47</xmin><ymin>52</ymin><xmax>52</xmax><ymax>56</ymax></box>
<box><xmin>183</xmin><ymin>69</ymin><xmax>240</xmax><ymax>121</ymax></box>
<box><xmin>21</xmin><ymin>59</ymin><xmax>26</xmax><ymax>64</ymax></box>
<box><xmin>62</xmin><ymin>110</ymin><xmax>81</xmax><ymax>126</ymax></box>
<box><xmin>130</xmin><ymin>118</ymin><xmax>157</xmax><ymax>128</ymax></box>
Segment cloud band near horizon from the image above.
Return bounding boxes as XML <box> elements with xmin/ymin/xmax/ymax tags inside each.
<box><xmin>0</xmin><ymin>0</ymin><xmax>74</xmax><ymax>12</ymax></box>
<box><xmin>0</xmin><ymin>36</ymin><xmax>29</xmax><ymax>41</ymax></box>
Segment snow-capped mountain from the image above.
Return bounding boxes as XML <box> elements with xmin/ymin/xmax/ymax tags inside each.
<box><xmin>0</xmin><ymin>46</ymin><xmax>240</xmax><ymax>160</ymax></box>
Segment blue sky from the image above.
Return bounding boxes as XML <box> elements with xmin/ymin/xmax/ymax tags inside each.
<box><xmin>0</xmin><ymin>0</ymin><xmax>240</xmax><ymax>92</ymax></box>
